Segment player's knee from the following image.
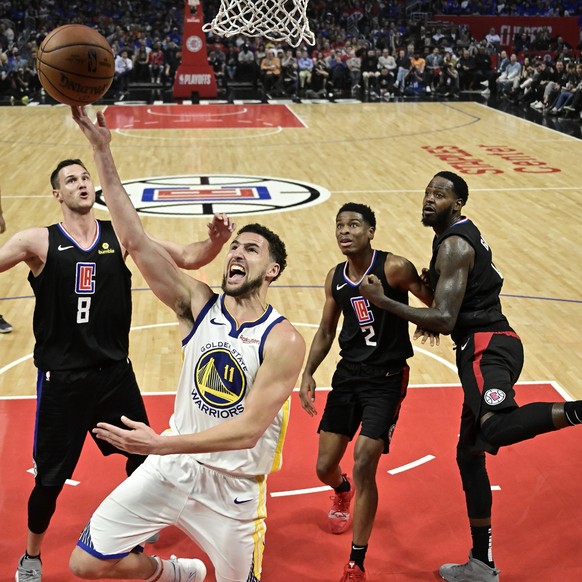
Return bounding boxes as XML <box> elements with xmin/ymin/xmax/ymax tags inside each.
<box><xmin>69</xmin><ymin>547</ymin><xmax>111</xmax><ymax>579</ymax></box>
<box><xmin>456</xmin><ymin>445</ymin><xmax>486</xmax><ymax>492</ymax></box>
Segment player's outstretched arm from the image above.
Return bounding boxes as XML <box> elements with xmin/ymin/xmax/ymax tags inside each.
<box><xmin>153</xmin><ymin>214</ymin><xmax>236</xmax><ymax>270</ymax></box>
<box><xmin>71</xmin><ymin>106</ymin><xmax>206</xmax><ymax>313</ymax></box>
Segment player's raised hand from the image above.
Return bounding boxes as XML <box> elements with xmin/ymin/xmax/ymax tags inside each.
<box><xmin>207</xmin><ymin>213</ymin><xmax>236</xmax><ymax>245</ymax></box>
<box><xmin>71</xmin><ymin>106</ymin><xmax>112</xmax><ymax>147</ymax></box>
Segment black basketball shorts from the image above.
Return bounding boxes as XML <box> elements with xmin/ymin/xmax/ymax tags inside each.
<box><xmin>32</xmin><ymin>358</ymin><xmax>149</xmax><ymax>486</ymax></box>
<box><xmin>318</xmin><ymin>359</ymin><xmax>410</xmax><ymax>454</ymax></box>
<box><xmin>455</xmin><ymin>329</ymin><xmax>524</xmax><ymax>451</ymax></box>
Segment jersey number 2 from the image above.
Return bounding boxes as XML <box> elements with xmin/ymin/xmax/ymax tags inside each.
<box><xmin>361</xmin><ymin>325</ymin><xmax>377</xmax><ymax>346</ymax></box>
<box><xmin>77</xmin><ymin>297</ymin><xmax>91</xmax><ymax>324</ymax></box>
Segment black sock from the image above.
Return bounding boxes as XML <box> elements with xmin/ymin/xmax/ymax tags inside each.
<box><xmin>471</xmin><ymin>526</ymin><xmax>494</xmax><ymax>568</ymax></box>
<box><xmin>564</xmin><ymin>402</ymin><xmax>582</xmax><ymax>425</ymax></box>
<box><xmin>24</xmin><ymin>551</ymin><xmax>41</xmax><ymax>560</ymax></box>
<box><xmin>349</xmin><ymin>543</ymin><xmax>367</xmax><ymax>570</ymax></box>
<box><xmin>334</xmin><ymin>475</ymin><xmax>350</xmax><ymax>494</ymax></box>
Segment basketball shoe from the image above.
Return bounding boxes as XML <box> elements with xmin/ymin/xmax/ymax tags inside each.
<box><xmin>169</xmin><ymin>555</ymin><xmax>207</xmax><ymax>582</ymax></box>
<box><xmin>0</xmin><ymin>315</ymin><xmax>13</xmax><ymax>333</ymax></box>
<box><xmin>328</xmin><ymin>474</ymin><xmax>355</xmax><ymax>534</ymax></box>
<box><xmin>15</xmin><ymin>553</ymin><xmax>42</xmax><ymax>582</ymax></box>
<box><xmin>439</xmin><ymin>552</ymin><xmax>500</xmax><ymax>581</ymax></box>
<box><xmin>339</xmin><ymin>561</ymin><xmax>366</xmax><ymax>581</ymax></box>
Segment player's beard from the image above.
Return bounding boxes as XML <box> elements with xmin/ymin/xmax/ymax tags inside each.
<box><xmin>221</xmin><ymin>272</ymin><xmax>264</xmax><ymax>298</ymax></box>
<box><xmin>421</xmin><ymin>205</ymin><xmax>453</xmax><ymax>228</ymax></box>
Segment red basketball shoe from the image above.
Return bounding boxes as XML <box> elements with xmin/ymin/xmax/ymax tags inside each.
<box><xmin>339</xmin><ymin>561</ymin><xmax>366</xmax><ymax>581</ymax></box>
<box><xmin>328</xmin><ymin>474</ymin><xmax>355</xmax><ymax>534</ymax></box>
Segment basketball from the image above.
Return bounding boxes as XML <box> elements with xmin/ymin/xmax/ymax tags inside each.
<box><xmin>37</xmin><ymin>24</ymin><xmax>115</xmax><ymax>106</ymax></box>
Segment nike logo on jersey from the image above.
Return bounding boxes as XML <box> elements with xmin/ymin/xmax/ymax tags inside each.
<box><xmin>460</xmin><ymin>339</ymin><xmax>470</xmax><ymax>351</ymax></box>
<box><xmin>58</xmin><ymin>245</ymin><xmax>74</xmax><ymax>251</ymax></box>
<box><xmin>336</xmin><ymin>282</ymin><xmax>348</xmax><ymax>290</ymax></box>
<box><xmin>234</xmin><ymin>497</ymin><xmax>253</xmax><ymax>504</ymax></box>
<box><xmin>210</xmin><ymin>318</ymin><xmax>226</xmax><ymax>326</ymax></box>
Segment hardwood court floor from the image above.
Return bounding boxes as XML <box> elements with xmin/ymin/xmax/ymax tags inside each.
<box><xmin>0</xmin><ymin>101</ymin><xmax>581</xmax><ymax>580</ymax></box>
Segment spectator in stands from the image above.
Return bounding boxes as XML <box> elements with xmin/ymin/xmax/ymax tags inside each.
<box><xmin>424</xmin><ymin>46</ymin><xmax>443</xmax><ymax>92</ymax></box>
<box><xmin>114</xmin><ymin>49</ymin><xmax>133</xmax><ymax>98</ymax></box>
<box><xmin>346</xmin><ymin>48</ymin><xmax>363</xmax><ymax>96</ymax></box>
<box><xmin>260</xmin><ymin>49</ymin><xmax>282</xmax><ymax>96</ymax></box>
<box><xmin>547</xmin><ymin>60</ymin><xmax>579</xmax><ymax>115</ymax></box>
<box><xmin>281</xmin><ymin>49</ymin><xmax>298</xmax><ymax>94</ymax></box>
<box><xmin>361</xmin><ymin>48</ymin><xmax>379</xmax><ymax>97</ymax></box>
<box><xmin>456</xmin><ymin>48</ymin><xmax>477</xmax><ymax>91</ymax></box>
<box><xmin>374</xmin><ymin>65</ymin><xmax>396</xmax><ymax>100</ymax></box>
<box><xmin>224</xmin><ymin>45</ymin><xmax>238</xmax><ymax>81</ymax></box>
<box><xmin>377</xmin><ymin>48</ymin><xmax>397</xmax><ymax>76</ymax></box>
<box><xmin>481</xmin><ymin>49</ymin><xmax>509</xmax><ymax>96</ymax></box>
<box><xmin>496</xmin><ymin>53</ymin><xmax>521</xmax><ymax>95</ymax></box>
<box><xmin>395</xmin><ymin>47</ymin><xmax>411</xmax><ymax>94</ymax></box>
<box><xmin>473</xmin><ymin>44</ymin><xmax>493</xmax><ymax>88</ymax></box>
<box><xmin>307</xmin><ymin>57</ymin><xmax>330</xmax><ymax>98</ymax></box>
<box><xmin>297</xmin><ymin>49</ymin><xmax>314</xmax><ymax>95</ymax></box>
<box><xmin>237</xmin><ymin>44</ymin><xmax>256</xmax><ymax>83</ymax></box>
<box><xmin>539</xmin><ymin>59</ymin><xmax>571</xmax><ymax>111</ymax></box>
<box><xmin>437</xmin><ymin>51</ymin><xmax>459</xmax><ymax>96</ymax></box>
<box><xmin>148</xmin><ymin>42</ymin><xmax>165</xmax><ymax>85</ymax></box>
<box><xmin>484</xmin><ymin>27</ymin><xmax>501</xmax><ymax>52</ymax></box>
<box><xmin>163</xmin><ymin>39</ymin><xmax>181</xmax><ymax>87</ymax></box>
<box><xmin>132</xmin><ymin>44</ymin><xmax>151</xmax><ymax>82</ymax></box>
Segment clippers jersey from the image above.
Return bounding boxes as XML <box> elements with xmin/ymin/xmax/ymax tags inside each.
<box><xmin>28</xmin><ymin>220</ymin><xmax>132</xmax><ymax>371</ymax></box>
<box><xmin>428</xmin><ymin>217</ymin><xmax>508</xmax><ymax>344</ymax></box>
<box><xmin>171</xmin><ymin>294</ymin><xmax>289</xmax><ymax>477</ymax></box>
<box><xmin>332</xmin><ymin>250</ymin><xmax>413</xmax><ymax>367</ymax></box>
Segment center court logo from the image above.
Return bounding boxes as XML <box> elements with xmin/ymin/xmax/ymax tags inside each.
<box><xmin>95</xmin><ymin>174</ymin><xmax>331</xmax><ymax>217</ymax></box>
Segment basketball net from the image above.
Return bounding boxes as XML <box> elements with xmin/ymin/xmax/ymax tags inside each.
<box><xmin>202</xmin><ymin>0</ymin><xmax>315</xmax><ymax>48</ymax></box>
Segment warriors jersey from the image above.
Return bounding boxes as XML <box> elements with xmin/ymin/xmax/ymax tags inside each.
<box><xmin>28</xmin><ymin>220</ymin><xmax>132</xmax><ymax>371</ymax></box>
<box><xmin>170</xmin><ymin>293</ymin><xmax>289</xmax><ymax>477</ymax></box>
<box><xmin>332</xmin><ymin>250</ymin><xmax>413</xmax><ymax>367</ymax></box>
<box><xmin>428</xmin><ymin>217</ymin><xmax>508</xmax><ymax>344</ymax></box>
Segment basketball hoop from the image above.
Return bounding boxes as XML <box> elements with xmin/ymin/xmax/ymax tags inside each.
<box><xmin>202</xmin><ymin>0</ymin><xmax>315</xmax><ymax>48</ymax></box>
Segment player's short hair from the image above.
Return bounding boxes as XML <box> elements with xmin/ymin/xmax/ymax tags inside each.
<box><xmin>50</xmin><ymin>159</ymin><xmax>89</xmax><ymax>189</ymax></box>
<box><xmin>337</xmin><ymin>202</ymin><xmax>376</xmax><ymax>228</ymax></box>
<box><xmin>434</xmin><ymin>171</ymin><xmax>469</xmax><ymax>204</ymax></box>
<box><xmin>238</xmin><ymin>223</ymin><xmax>287</xmax><ymax>281</ymax></box>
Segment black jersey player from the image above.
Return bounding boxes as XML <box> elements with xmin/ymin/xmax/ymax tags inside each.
<box><xmin>299</xmin><ymin>202</ymin><xmax>433</xmax><ymax>581</ymax></box>
<box><xmin>0</xmin><ymin>158</ymin><xmax>234</xmax><ymax>582</ymax></box>
<box><xmin>360</xmin><ymin>171</ymin><xmax>582</xmax><ymax>582</ymax></box>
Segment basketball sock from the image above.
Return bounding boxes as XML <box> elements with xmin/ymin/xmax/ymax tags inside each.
<box><xmin>23</xmin><ymin>551</ymin><xmax>41</xmax><ymax>561</ymax></box>
<box><xmin>145</xmin><ymin>556</ymin><xmax>165</xmax><ymax>582</ymax></box>
<box><xmin>334</xmin><ymin>475</ymin><xmax>350</xmax><ymax>493</ymax></box>
<box><xmin>563</xmin><ymin>401</ymin><xmax>582</xmax><ymax>425</ymax></box>
<box><xmin>470</xmin><ymin>526</ymin><xmax>495</xmax><ymax>568</ymax></box>
<box><xmin>349</xmin><ymin>543</ymin><xmax>368</xmax><ymax>570</ymax></box>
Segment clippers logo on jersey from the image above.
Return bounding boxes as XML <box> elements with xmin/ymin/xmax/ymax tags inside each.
<box><xmin>351</xmin><ymin>296</ymin><xmax>374</xmax><ymax>325</ymax></box>
<box><xmin>193</xmin><ymin>348</ymin><xmax>246</xmax><ymax>417</ymax></box>
<box><xmin>76</xmin><ymin>263</ymin><xmax>96</xmax><ymax>295</ymax></box>
<box><xmin>94</xmin><ymin>175</ymin><xmax>330</xmax><ymax>217</ymax></box>
<box><xmin>484</xmin><ymin>388</ymin><xmax>506</xmax><ymax>406</ymax></box>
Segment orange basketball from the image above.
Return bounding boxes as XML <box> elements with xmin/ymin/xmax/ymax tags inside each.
<box><xmin>37</xmin><ymin>24</ymin><xmax>115</xmax><ymax>106</ymax></box>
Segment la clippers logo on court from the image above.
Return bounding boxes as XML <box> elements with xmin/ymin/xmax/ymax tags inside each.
<box><xmin>193</xmin><ymin>349</ymin><xmax>246</xmax><ymax>417</ymax></box>
<box><xmin>484</xmin><ymin>389</ymin><xmax>506</xmax><ymax>405</ymax></box>
<box><xmin>351</xmin><ymin>297</ymin><xmax>374</xmax><ymax>325</ymax></box>
<box><xmin>76</xmin><ymin>263</ymin><xmax>96</xmax><ymax>294</ymax></box>
<box><xmin>95</xmin><ymin>175</ymin><xmax>330</xmax><ymax>217</ymax></box>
